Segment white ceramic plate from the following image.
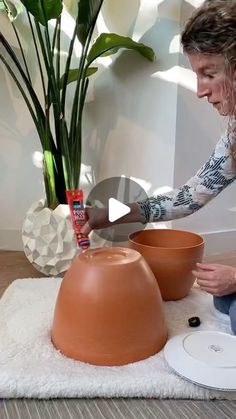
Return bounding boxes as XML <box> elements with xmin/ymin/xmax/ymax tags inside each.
<box><xmin>164</xmin><ymin>331</ymin><xmax>236</xmax><ymax>390</ymax></box>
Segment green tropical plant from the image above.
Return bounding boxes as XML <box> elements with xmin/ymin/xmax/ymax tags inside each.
<box><xmin>0</xmin><ymin>0</ymin><xmax>155</xmax><ymax>208</ymax></box>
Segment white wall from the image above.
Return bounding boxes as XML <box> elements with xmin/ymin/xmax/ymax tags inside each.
<box><xmin>0</xmin><ymin>0</ymin><xmax>235</xmax><ymax>254</ymax></box>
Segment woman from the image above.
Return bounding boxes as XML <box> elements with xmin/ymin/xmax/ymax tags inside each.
<box><xmin>81</xmin><ymin>0</ymin><xmax>236</xmax><ymax>333</ymax></box>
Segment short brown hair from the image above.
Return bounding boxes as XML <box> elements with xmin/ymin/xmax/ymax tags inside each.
<box><xmin>181</xmin><ymin>0</ymin><xmax>236</xmax><ymax>66</ymax></box>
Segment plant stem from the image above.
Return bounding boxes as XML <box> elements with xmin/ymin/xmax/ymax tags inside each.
<box><xmin>61</xmin><ymin>18</ymin><xmax>78</xmax><ymax>116</ymax></box>
<box><xmin>60</xmin><ymin>117</ymin><xmax>71</xmax><ymax>190</ymax></box>
<box><xmin>69</xmin><ymin>43</ymin><xmax>85</xmax><ymax>146</ymax></box>
<box><xmin>38</xmin><ymin>1</ymin><xmax>68</xmax><ymax>204</ymax></box>
<box><xmin>40</xmin><ymin>8</ymin><xmax>61</xmax><ymax>141</ymax></box>
<box><xmin>27</xmin><ymin>12</ymin><xmax>46</xmax><ymax>102</ymax></box>
<box><xmin>51</xmin><ymin>18</ymin><xmax>59</xmax><ymax>56</ymax></box>
<box><xmin>11</xmin><ymin>23</ymin><xmax>32</xmax><ymax>84</ymax></box>
<box><xmin>70</xmin><ymin>2</ymin><xmax>104</xmax><ymax>187</ymax></box>
<box><xmin>56</xmin><ymin>17</ymin><xmax>61</xmax><ymax>90</ymax></box>
<box><xmin>73</xmin><ymin>78</ymin><xmax>89</xmax><ymax>188</ymax></box>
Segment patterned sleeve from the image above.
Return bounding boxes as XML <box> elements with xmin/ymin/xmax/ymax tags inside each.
<box><xmin>137</xmin><ymin>132</ymin><xmax>236</xmax><ymax>223</ymax></box>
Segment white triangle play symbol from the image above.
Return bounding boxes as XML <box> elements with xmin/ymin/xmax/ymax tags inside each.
<box><xmin>108</xmin><ymin>198</ymin><xmax>131</xmax><ymax>222</ymax></box>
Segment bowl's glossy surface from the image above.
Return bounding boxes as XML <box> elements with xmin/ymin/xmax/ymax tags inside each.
<box><xmin>129</xmin><ymin>229</ymin><xmax>204</xmax><ymax>301</ymax></box>
<box><xmin>51</xmin><ymin>247</ymin><xmax>167</xmax><ymax>365</ymax></box>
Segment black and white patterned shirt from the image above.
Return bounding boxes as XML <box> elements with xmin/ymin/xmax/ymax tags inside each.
<box><xmin>138</xmin><ymin>131</ymin><xmax>236</xmax><ymax>223</ymax></box>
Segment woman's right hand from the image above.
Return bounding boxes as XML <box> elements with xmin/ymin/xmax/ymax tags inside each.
<box><xmin>81</xmin><ymin>207</ymin><xmax>110</xmax><ymax>236</ymax></box>
<box><xmin>81</xmin><ymin>202</ymin><xmax>145</xmax><ymax>236</ymax></box>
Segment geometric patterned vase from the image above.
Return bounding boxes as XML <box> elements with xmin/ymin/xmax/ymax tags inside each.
<box><xmin>22</xmin><ymin>199</ymin><xmax>79</xmax><ymax>276</ymax></box>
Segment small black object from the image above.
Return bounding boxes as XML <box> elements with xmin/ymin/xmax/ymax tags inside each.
<box><xmin>188</xmin><ymin>316</ymin><xmax>201</xmax><ymax>327</ymax></box>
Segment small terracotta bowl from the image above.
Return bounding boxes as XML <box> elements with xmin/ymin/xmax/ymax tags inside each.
<box><xmin>129</xmin><ymin>229</ymin><xmax>204</xmax><ymax>301</ymax></box>
<box><xmin>51</xmin><ymin>247</ymin><xmax>167</xmax><ymax>366</ymax></box>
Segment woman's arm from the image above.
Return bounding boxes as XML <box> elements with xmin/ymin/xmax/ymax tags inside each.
<box><xmin>138</xmin><ymin>131</ymin><xmax>236</xmax><ymax>223</ymax></box>
<box><xmin>81</xmin><ymin>131</ymin><xmax>236</xmax><ymax>234</ymax></box>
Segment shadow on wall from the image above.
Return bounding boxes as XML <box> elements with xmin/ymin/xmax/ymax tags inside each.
<box><xmin>82</xmin><ymin>0</ymin><xmax>196</xmax><ymax>185</ymax></box>
<box><xmin>0</xmin><ymin>66</ymin><xmax>22</xmax><ymax>190</ymax></box>
<box><xmin>101</xmin><ymin>0</ymin><xmax>140</xmax><ymax>37</ymax></box>
<box><xmin>0</xmin><ymin>68</ymin><xmax>19</xmax><ymax>141</ymax></box>
<box><xmin>0</xmin><ymin>0</ymin><xmax>198</xmax><ymax>200</ymax></box>
<box><xmin>0</xmin><ymin>12</ymin><xmax>42</xmax><ymax>100</ymax></box>
<box><xmin>0</xmin><ymin>9</ymin><xmax>51</xmax><ymax>198</ymax></box>
<box><xmin>0</xmin><ymin>67</ymin><xmax>44</xmax><ymax>227</ymax></box>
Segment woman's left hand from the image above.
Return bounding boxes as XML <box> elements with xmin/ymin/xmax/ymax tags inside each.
<box><xmin>192</xmin><ymin>263</ymin><xmax>236</xmax><ymax>296</ymax></box>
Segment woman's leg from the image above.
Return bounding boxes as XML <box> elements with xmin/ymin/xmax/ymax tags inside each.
<box><xmin>229</xmin><ymin>298</ymin><xmax>236</xmax><ymax>334</ymax></box>
<box><xmin>213</xmin><ymin>293</ymin><xmax>236</xmax><ymax>314</ymax></box>
<box><xmin>214</xmin><ymin>293</ymin><xmax>236</xmax><ymax>335</ymax></box>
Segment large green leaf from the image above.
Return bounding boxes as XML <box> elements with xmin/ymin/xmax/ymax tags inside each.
<box><xmin>0</xmin><ymin>0</ymin><xmax>20</xmax><ymax>21</ymax></box>
<box><xmin>77</xmin><ymin>0</ymin><xmax>104</xmax><ymax>45</ymax></box>
<box><xmin>87</xmin><ymin>33</ymin><xmax>156</xmax><ymax>64</ymax></box>
<box><xmin>20</xmin><ymin>0</ymin><xmax>63</xmax><ymax>25</ymax></box>
<box><xmin>60</xmin><ymin>66</ymin><xmax>98</xmax><ymax>89</ymax></box>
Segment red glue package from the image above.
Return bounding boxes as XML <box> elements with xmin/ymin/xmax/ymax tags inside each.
<box><xmin>66</xmin><ymin>189</ymin><xmax>90</xmax><ymax>251</ymax></box>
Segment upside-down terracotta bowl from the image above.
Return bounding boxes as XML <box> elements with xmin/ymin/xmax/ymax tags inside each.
<box><xmin>51</xmin><ymin>247</ymin><xmax>167</xmax><ymax>366</ymax></box>
<box><xmin>129</xmin><ymin>229</ymin><xmax>204</xmax><ymax>301</ymax></box>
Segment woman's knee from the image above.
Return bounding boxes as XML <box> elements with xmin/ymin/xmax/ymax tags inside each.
<box><xmin>229</xmin><ymin>300</ymin><xmax>236</xmax><ymax>335</ymax></box>
<box><xmin>213</xmin><ymin>295</ymin><xmax>231</xmax><ymax>314</ymax></box>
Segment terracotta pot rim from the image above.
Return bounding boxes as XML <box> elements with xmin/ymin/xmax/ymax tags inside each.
<box><xmin>128</xmin><ymin>228</ymin><xmax>205</xmax><ymax>250</ymax></box>
<box><xmin>79</xmin><ymin>246</ymin><xmax>142</xmax><ymax>266</ymax></box>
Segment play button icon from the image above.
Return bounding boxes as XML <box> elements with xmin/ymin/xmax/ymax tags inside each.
<box><xmin>108</xmin><ymin>198</ymin><xmax>131</xmax><ymax>222</ymax></box>
<box><xmin>85</xmin><ymin>176</ymin><xmax>148</xmax><ymax>243</ymax></box>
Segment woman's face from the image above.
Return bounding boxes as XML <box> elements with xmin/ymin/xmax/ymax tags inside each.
<box><xmin>188</xmin><ymin>52</ymin><xmax>236</xmax><ymax>116</ymax></box>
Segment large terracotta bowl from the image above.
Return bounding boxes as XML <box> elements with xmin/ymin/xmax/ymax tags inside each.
<box><xmin>129</xmin><ymin>229</ymin><xmax>204</xmax><ymax>301</ymax></box>
<box><xmin>51</xmin><ymin>247</ymin><xmax>167</xmax><ymax>366</ymax></box>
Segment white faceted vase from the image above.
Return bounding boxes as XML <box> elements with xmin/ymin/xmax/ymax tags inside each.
<box><xmin>22</xmin><ymin>199</ymin><xmax>79</xmax><ymax>276</ymax></box>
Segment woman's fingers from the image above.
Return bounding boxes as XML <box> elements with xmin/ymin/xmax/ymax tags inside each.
<box><xmin>192</xmin><ymin>269</ymin><xmax>213</xmax><ymax>280</ymax></box>
<box><xmin>196</xmin><ymin>262</ymin><xmax>217</xmax><ymax>271</ymax></box>
<box><xmin>80</xmin><ymin>221</ymin><xmax>92</xmax><ymax>236</ymax></box>
<box><xmin>197</xmin><ymin>285</ymin><xmax>216</xmax><ymax>295</ymax></box>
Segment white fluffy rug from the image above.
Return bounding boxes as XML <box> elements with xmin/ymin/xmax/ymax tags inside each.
<box><xmin>0</xmin><ymin>277</ymin><xmax>236</xmax><ymax>400</ymax></box>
